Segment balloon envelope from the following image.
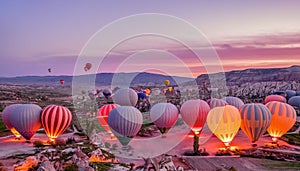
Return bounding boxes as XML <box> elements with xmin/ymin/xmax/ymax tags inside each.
<box><xmin>288</xmin><ymin>96</ymin><xmax>300</xmax><ymax>107</ymax></box>
<box><xmin>60</xmin><ymin>79</ymin><xmax>64</xmax><ymax>84</ymax></box>
<box><xmin>180</xmin><ymin>99</ymin><xmax>210</xmax><ymax>134</ymax></box>
<box><xmin>137</xmin><ymin>92</ymin><xmax>147</xmax><ymax>100</ymax></box>
<box><xmin>150</xmin><ymin>103</ymin><xmax>179</xmax><ymax>134</ymax></box>
<box><xmin>240</xmin><ymin>103</ymin><xmax>272</xmax><ymax>143</ymax></box>
<box><xmin>84</xmin><ymin>63</ymin><xmax>92</xmax><ymax>71</ymax></box>
<box><xmin>285</xmin><ymin>90</ymin><xmax>296</xmax><ymax>100</ymax></box>
<box><xmin>41</xmin><ymin>105</ymin><xmax>72</xmax><ymax>142</ymax></box>
<box><xmin>266</xmin><ymin>101</ymin><xmax>296</xmax><ymax>141</ymax></box>
<box><xmin>113</xmin><ymin>88</ymin><xmax>138</xmax><ymax>106</ymax></box>
<box><xmin>108</xmin><ymin>106</ymin><xmax>143</xmax><ymax>146</ymax></box>
<box><xmin>207</xmin><ymin>105</ymin><xmax>241</xmax><ymax>146</ymax></box>
<box><xmin>164</xmin><ymin>80</ymin><xmax>170</xmax><ymax>86</ymax></box>
<box><xmin>223</xmin><ymin>96</ymin><xmax>244</xmax><ymax>109</ymax></box>
<box><xmin>10</xmin><ymin>104</ymin><xmax>42</xmax><ymax>140</ymax></box>
<box><xmin>209</xmin><ymin>98</ymin><xmax>228</xmax><ymax>109</ymax></box>
<box><xmin>296</xmin><ymin>91</ymin><xmax>300</xmax><ymax>96</ymax></box>
<box><xmin>264</xmin><ymin>95</ymin><xmax>286</xmax><ymax>104</ymax></box>
<box><xmin>272</xmin><ymin>91</ymin><xmax>287</xmax><ymax>98</ymax></box>
<box><xmin>103</xmin><ymin>88</ymin><xmax>112</xmax><ymax>97</ymax></box>
<box><xmin>2</xmin><ymin>104</ymin><xmax>21</xmax><ymax>138</ymax></box>
<box><xmin>97</xmin><ymin>104</ymin><xmax>120</xmax><ymax>133</ymax></box>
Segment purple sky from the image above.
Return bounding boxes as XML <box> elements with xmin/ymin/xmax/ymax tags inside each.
<box><xmin>1</xmin><ymin>1</ymin><xmax>300</xmax><ymax>77</ymax></box>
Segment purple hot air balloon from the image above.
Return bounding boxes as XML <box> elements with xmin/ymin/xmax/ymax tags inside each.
<box><xmin>9</xmin><ymin>104</ymin><xmax>42</xmax><ymax>140</ymax></box>
<box><xmin>209</xmin><ymin>98</ymin><xmax>228</xmax><ymax>109</ymax></box>
<box><xmin>1</xmin><ymin>104</ymin><xmax>22</xmax><ymax>138</ymax></box>
<box><xmin>108</xmin><ymin>106</ymin><xmax>143</xmax><ymax>146</ymax></box>
<box><xmin>223</xmin><ymin>96</ymin><xmax>244</xmax><ymax>109</ymax></box>
<box><xmin>150</xmin><ymin>103</ymin><xmax>179</xmax><ymax>135</ymax></box>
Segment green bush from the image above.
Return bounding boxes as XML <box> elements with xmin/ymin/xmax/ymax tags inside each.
<box><xmin>64</xmin><ymin>164</ymin><xmax>78</xmax><ymax>171</ymax></box>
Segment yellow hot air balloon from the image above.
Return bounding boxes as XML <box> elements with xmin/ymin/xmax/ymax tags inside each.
<box><xmin>164</xmin><ymin>80</ymin><xmax>170</xmax><ymax>86</ymax></box>
<box><xmin>207</xmin><ymin>105</ymin><xmax>241</xmax><ymax>147</ymax></box>
<box><xmin>266</xmin><ymin>101</ymin><xmax>296</xmax><ymax>142</ymax></box>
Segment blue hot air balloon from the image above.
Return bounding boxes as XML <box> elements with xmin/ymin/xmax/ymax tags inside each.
<box><xmin>285</xmin><ymin>90</ymin><xmax>296</xmax><ymax>100</ymax></box>
<box><xmin>288</xmin><ymin>96</ymin><xmax>300</xmax><ymax>107</ymax></box>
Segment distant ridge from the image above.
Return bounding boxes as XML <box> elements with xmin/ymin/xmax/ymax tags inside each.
<box><xmin>196</xmin><ymin>65</ymin><xmax>300</xmax><ymax>85</ymax></box>
<box><xmin>0</xmin><ymin>72</ymin><xmax>194</xmax><ymax>86</ymax></box>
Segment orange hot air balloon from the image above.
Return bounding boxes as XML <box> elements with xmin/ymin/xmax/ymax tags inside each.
<box><xmin>207</xmin><ymin>105</ymin><xmax>241</xmax><ymax>147</ymax></box>
<box><xmin>266</xmin><ymin>101</ymin><xmax>296</xmax><ymax>142</ymax></box>
<box><xmin>164</xmin><ymin>80</ymin><xmax>170</xmax><ymax>86</ymax></box>
<box><xmin>41</xmin><ymin>105</ymin><xmax>72</xmax><ymax>142</ymax></box>
<box><xmin>240</xmin><ymin>103</ymin><xmax>272</xmax><ymax>143</ymax></box>
<box><xmin>97</xmin><ymin>104</ymin><xmax>120</xmax><ymax>135</ymax></box>
<box><xmin>145</xmin><ymin>88</ymin><xmax>151</xmax><ymax>96</ymax></box>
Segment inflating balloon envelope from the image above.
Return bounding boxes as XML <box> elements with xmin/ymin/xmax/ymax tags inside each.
<box><xmin>97</xmin><ymin>104</ymin><xmax>120</xmax><ymax>138</ymax></box>
<box><xmin>1</xmin><ymin>104</ymin><xmax>22</xmax><ymax>139</ymax></box>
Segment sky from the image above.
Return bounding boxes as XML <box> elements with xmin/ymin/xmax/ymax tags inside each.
<box><xmin>1</xmin><ymin>1</ymin><xmax>300</xmax><ymax>77</ymax></box>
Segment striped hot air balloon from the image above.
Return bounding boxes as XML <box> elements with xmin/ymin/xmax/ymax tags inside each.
<box><xmin>112</xmin><ymin>88</ymin><xmax>138</xmax><ymax>106</ymax></box>
<box><xmin>41</xmin><ymin>105</ymin><xmax>72</xmax><ymax>142</ymax></box>
<box><xmin>97</xmin><ymin>104</ymin><xmax>120</xmax><ymax>134</ymax></box>
<box><xmin>10</xmin><ymin>104</ymin><xmax>42</xmax><ymax>140</ymax></box>
<box><xmin>108</xmin><ymin>106</ymin><xmax>143</xmax><ymax>146</ymax></box>
<box><xmin>209</xmin><ymin>98</ymin><xmax>228</xmax><ymax>109</ymax></box>
<box><xmin>180</xmin><ymin>99</ymin><xmax>210</xmax><ymax>135</ymax></box>
<box><xmin>223</xmin><ymin>96</ymin><xmax>244</xmax><ymax>109</ymax></box>
<box><xmin>266</xmin><ymin>101</ymin><xmax>296</xmax><ymax>142</ymax></box>
<box><xmin>207</xmin><ymin>105</ymin><xmax>241</xmax><ymax>147</ymax></box>
<box><xmin>240</xmin><ymin>103</ymin><xmax>272</xmax><ymax>143</ymax></box>
<box><xmin>150</xmin><ymin>103</ymin><xmax>179</xmax><ymax>135</ymax></box>
<box><xmin>264</xmin><ymin>95</ymin><xmax>286</xmax><ymax>104</ymax></box>
<box><xmin>1</xmin><ymin>104</ymin><xmax>21</xmax><ymax>139</ymax></box>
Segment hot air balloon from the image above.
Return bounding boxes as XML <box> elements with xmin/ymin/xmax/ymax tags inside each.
<box><xmin>288</xmin><ymin>96</ymin><xmax>300</xmax><ymax>107</ymax></box>
<box><xmin>84</xmin><ymin>63</ymin><xmax>92</xmax><ymax>72</ymax></box>
<box><xmin>207</xmin><ymin>105</ymin><xmax>241</xmax><ymax>147</ymax></box>
<box><xmin>103</xmin><ymin>88</ymin><xmax>112</xmax><ymax>98</ymax></box>
<box><xmin>223</xmin><ymin>96</ymin><xmax>244</xmax><ymax>109</ymax></box>
<box><xmin>264</xmin><ymin>95</ymin><xmax>286</xmax><ymax>104</ymax></box>
<box><xmin>150</xmin><ymin>103</ymin><xmax>178</xmax><ymax>135</ymax></box>
<box><xmin>240</xmin><ymin>103</ymin><xmax>272</xmax><ymax>144</ymax></box>
<box><xmin>285</xmin><ymin>90</ymin><xmax>296</xmax><ymax>100</ymax></box>
<box><xmin>60</xmin><ymin>79</ymin><xmax>64</xmax><ymax>84</ymax></box>
<box><xmin>97</xmin><ymin>104</ymin><xmax>120</xmax><ymax>135</ymax></box>
<box><xmin>41</xmin><ymin>105</ymin><xmax>72</xmax><ymax>142</ymax></box>
<box><xmin>10</xmin><ymin>104</ymin><xmax>42</xmax><ymax>140</ymax></box>
<box><xmin>108</xmin><ymin>106</ymin><xmax>143</xmax><ymax>146</ymax></box>
<box><xmin>164</xmin><ymin>80</ymin><xmax>170</xmax><ymax>86</ymax></box>
<box><xmin>112</xmin><ymin>88</ymin><xmax>138</xmax><ymax>106</ymax></box>
<box><xmin>1</xmin><ymin>104</ymin><xmax>21</xmax><ymax>139</ymax></box>
<box><xmin>266</xmin><ymin>101</ymin><xmax>296</xmax><ymax>142</ymax></box>
<box><xmin>137</xmin><ymin>92</ymin><xmax>147</xmax><ymax>101</ymax></box>
<box><xmin>145</xmin><ymin>88</ymin><xmax>151</xmax><ymax>96</ymax></box>
<box><xmin>272</xmin><ymin>91</ymin><xmax>287</xmax><ymax>98</ymax></box>
<box><xmin>296</xmin><ymin>91</ymin><xmax>300</xmax><ymax>96</ymax></box>
<box><xmin>180</xmin><ymin>99</ymin><xmax>210</xmax><ymax>135</ymax></box>
<box><xmin>48</xmin><ymin>68</ymin><xmax>51</xmax><ymax>73</ymax></box>
<box><xmin>209</xmin><ymin>98</ymin><xmax>228</xmax><ymax>109</ymax></box>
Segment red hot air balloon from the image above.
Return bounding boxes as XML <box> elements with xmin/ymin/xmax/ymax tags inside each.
<box><xmin>264</xmin><ymin>95</ymin><xmax>286</xmax><ymax>104</ymax></box>
<box><xmin>180</xmin><ymin>99</ymin><xmax>210</xmax><ymax>135</ymax></box>
<box><xmin>10</xmin><ymin>104</ymin><xmax>42</xmax><ymax>140</ymax></box>
<box><xmin>60</xmin><ymin>79</ymin><xmax>65</xmax><ymax>84</ymax></box>
<box><xmin>41</xmin><ymin>105</ymin><xmax>72</xmax><ymax>142</ymax></box>
<box><xmin>150</xmin><ymin>103</ymin><xmax>179</xmax><ymax>135</ymax></box>
<box><xmin>2</xmin><ymin>104</ymin><xmax>22</xmax><ymax>139</ymax></box>
<box><xmin>97</xmin><ymin>104</ymin><xmax>120</xmax><ymax>135</ymax></box>
<box><xmin>108</xmin><ymin>106</ymin><xmax>143</xmax><ymax>146</ymax></box>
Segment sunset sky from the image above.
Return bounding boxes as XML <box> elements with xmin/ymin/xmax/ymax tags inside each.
<box><xmin>1</xmin><ymin>1</ymin><xmax>300</xmax><ymax>77</ymax></box>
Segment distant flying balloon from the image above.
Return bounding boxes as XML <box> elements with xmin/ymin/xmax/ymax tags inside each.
<box><xmin>180</xmin><ymin>99</ymin><xmax>210</xmax><ymax>135</ymax></box>
<box><xmin>266</xmin><ymin>101</ymin><xmax>296</xmax><ymax>142</ymax></box>
<box><xmin>10</xmin><ymin>104</ymin><xmax>42</xmax><ymax>140</ymax></box>
<box><xmin>48</xmin><ymin>68</ymin><xmax>51</xmax><ymax>73</ymax></box>
<box><xmin>97</xmin><ymin>104</ymin><xmax>120</xmax><ymax>134</ymax></box>
<box><xmin>112</xmin><ymin>88</ymin><xmax>138</xmax><ymax>106</ymax></box>
<box><xmin>207</xmin><ymin>105</ymin><xmax>241</xmax><ymax>147</ymax></box>
<box><xmin>288</xmin><ymin>96</ymin><xmax>300</xmax><ymax>107</ymax></box>
<box><xmin>60</xmin><ymin>79</ymin><xmax>64</xmax><ymax>84</ymax></box>
<box><xmin>41</xmin><ymin>105</ymin><xmax>72</xmax><ymax>142</ymax></box>
<box><xmin>285</xmin><ymin>90</ymin><xmax>296</xmax><ymax>100</ymax></box>
<box><xmin>223</xmin><ymin>96</ymin><xmax>244</xmax><ymax>109</ymax></box>
<box><xmin>84</xmin><ymin>63</ymin><xmax>92</xmax><ymax>72</ymax></box>
<box><xmin>150</xmin><ymin>103</ymin><xmax>179</xmax><ymax>135</ymax></box>
<box><xmin>164</xmin><ymin>80</ymin><xmax>170</xmax><ymax>86</ymax></box>
<box><xmin>209</xmin><ymin>98</ymin><xmax>228</xmax><ymax>109</ymax></box>
<box><xmin>108</xmin><ymin>106</ymin><xmax>143</xmax><ymax>146</ymax></box>
<box><xmin>240</xmin><ymin>103</ymin><xmax>272</xmax><ymax>143</ymax></box>
<box><xmin>264</xmin><ymin>95</ymin><xmax>286</xmax><ymax>104</ymax></box>
<box><xmin>1</xmin><ymin>104</ymin><xmax>21</xmax><ymax>139</ymax></box>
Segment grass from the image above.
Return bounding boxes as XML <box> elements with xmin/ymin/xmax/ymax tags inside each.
<box><xmin>0</xmin><ymin>116</ymin><xmax>6</xmax><ymax>132</ymax></box>
<box><xmin>259</xmin><ymin>159</ymin><xmax>300</xmax><ymax>169</ymax></box>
